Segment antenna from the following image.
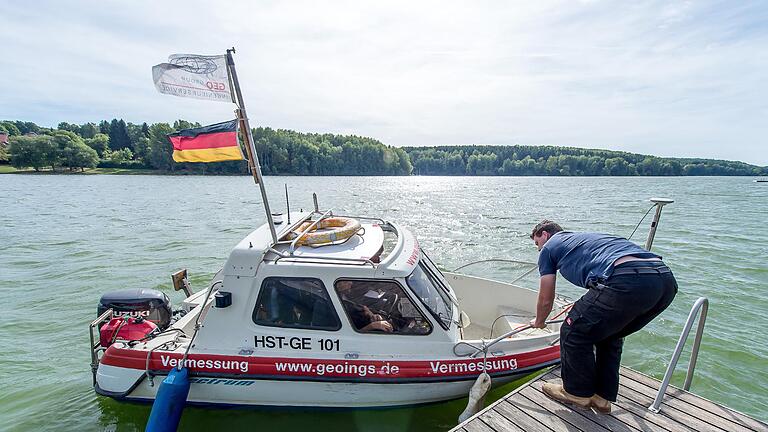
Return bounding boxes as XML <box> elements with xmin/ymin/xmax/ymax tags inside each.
<box><xmin>645</xmin><ymin>198</ymin><xmax>674</xmax><ymax>251</ymax></box>
<box><xmin>285</xmin><ymin>184</ymin><xmax>291</xmax><ymax>224</ymax></box>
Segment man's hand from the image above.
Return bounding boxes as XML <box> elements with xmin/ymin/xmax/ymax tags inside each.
<box><xmin>529</xmin><ymin>319</ymin><xmax>547</xmax><ymax>329</ymax></box>
<box><xmin>364</xmin><ymin>320</ymin><xmax>393</xmax><ymax>332</ymax></box>
<box><xmin>363</xmin><ymin>307</ymin><xmax>385</xmax><ymax>322</ymax></box>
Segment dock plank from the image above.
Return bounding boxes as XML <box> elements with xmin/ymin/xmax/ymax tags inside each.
<box><xmin>526</xmin><ymin>384</ymin><xmax>642</xmax><ymax>432</ymax></box>
<box><xmin>618</xmin><ymin>371</ymin><xmax>753</xmax><ymax>432</ymax></box>
<box><xmin>619</xmin><ymin>368</ymin><xmax>768</xmax><ymax>432</ymax></box>
<box><xmin>494</xmin><ymin>399</ymin><xmax>554</xmax><ymax>432</ymax></box>
<box><xmin>504</xmin><ymin>393</ymin><xmax>582</xmax><ymax>432</ymax></box>
<box><xmin>519</xmin><ymin>386</ymin><xmax>614</xmax><ymax>432</ymax></box>
<box><xmin>451</xmin><ymin>366</ymin><xmax>768</xmax><ymax>432</ymax></box>
<box><xmin>618</xmin><ymin>382</ymin><xmax>722</xmax><ymax>432</ymax></box>
<box><xmin>550</xmin><ymin>367</ymin><xmax>724</xmax><ymax>432</ymax></box>
<box><xmin>463</xmin><ymin>418</ymin><xmax>497</xmax><ymax>432</ymax></box>
<box><xmin>478</xmin><ymin>407</ymin><xmax>525</xmax><ymax>432</ymax></box>
<box><xmin>543</xmin><ymin>373</ymin><xmax>688</xmax><ymax>432</ymax></box>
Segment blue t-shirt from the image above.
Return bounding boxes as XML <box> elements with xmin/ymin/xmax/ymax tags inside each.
<box><xmin>537</xmin><ymin>232</ymin><xmax>661</xmax><ymax>288</ymax></box>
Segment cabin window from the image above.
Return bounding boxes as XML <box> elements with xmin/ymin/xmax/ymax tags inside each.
<box><xmin>334</xmin><ymin>279</ymin><xmax>432</xmax><ymax>335</ymax></box>
<box><xmin>252</xmin><ymin>277</ymin><xmax>341</xmax><ymax>331</ymax></box>
<box><xmin>407</xmin><ymin>261</ymin><xmax>454</xmax><ymax>330</ymax></box>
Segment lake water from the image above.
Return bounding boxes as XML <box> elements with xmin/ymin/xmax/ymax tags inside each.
<box><xmin>1</xmin><ymin>175</ymin><xmax>766</xmax><ymax>431</ymax></box>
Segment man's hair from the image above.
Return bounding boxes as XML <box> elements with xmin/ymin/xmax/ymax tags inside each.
<box><xmin>530</xmin><ymin>220</ymin><xmax>564</xmax><ymax>239</ymax></box>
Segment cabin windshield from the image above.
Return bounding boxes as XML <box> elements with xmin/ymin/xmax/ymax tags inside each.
<box><xmin>420</xmin><ymin>251</ymin><xmax>457</xmax><ymax>300</ymax></box>
<box><xmin>406</xmin><ymin>256</ymin><xmax>454</xmax><ymax>330</ymax></box>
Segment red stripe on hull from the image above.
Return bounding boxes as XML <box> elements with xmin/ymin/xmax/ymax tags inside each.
<box><xmin>100</xmin><ymin>345</ymin><xmax>560</xmax><ymax>380</ymax></box>
<box><xmin>170</xmin><ymin>131</ymin><xmax>238</xmax><ymax>151</ymax></box>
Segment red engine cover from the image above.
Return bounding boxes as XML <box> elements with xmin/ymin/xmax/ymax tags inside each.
<box><xmin>100</xmin><ymin>317</ymin><xmax>158</xmax><ymax>347</ymax></box>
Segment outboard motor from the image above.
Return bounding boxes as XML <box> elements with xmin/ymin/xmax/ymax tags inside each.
<box><xmin>97</xmin><ymin>288</ymin><xmax>172</xmax><ymax>330</ymax></box>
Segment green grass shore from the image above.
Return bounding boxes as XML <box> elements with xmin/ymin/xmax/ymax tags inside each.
<box><xmin>0</xmin><ymin>166</ymin><xmax>156</xmax><ymax>175</ymax></box>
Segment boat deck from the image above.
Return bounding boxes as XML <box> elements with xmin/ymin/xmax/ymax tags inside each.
<box><xmin>452</xmin><ymin>366</ymin><xmax>768</xmax><ymax>432</ymax></box>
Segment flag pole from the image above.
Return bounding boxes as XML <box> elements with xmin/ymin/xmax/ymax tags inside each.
<box><xmin>225</xmin><ymin>48</ymin><xmax>278</xmax><ymax>244</ymax></box>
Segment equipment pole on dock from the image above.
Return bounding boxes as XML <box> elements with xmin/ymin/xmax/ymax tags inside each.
<box><xmin>226</xmin><ymin>48</ymin><xmax>278</xmax><ymax>244</ymax></box>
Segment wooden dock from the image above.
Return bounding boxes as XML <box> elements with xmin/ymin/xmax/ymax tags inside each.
<box><xmin>452</xmin><ymin>366</ymin><xmax>768</xmax><ymax>432</ymax></box>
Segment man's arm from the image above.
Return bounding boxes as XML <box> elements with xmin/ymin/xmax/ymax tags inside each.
<box><xmin>532</xmin><ymin>274</ymin><xmax>556</xmax><ymax>328</ymax></box>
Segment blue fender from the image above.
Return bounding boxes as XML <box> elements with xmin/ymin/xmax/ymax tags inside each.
<box><xmin>145</xmin><ymin>367</ymin><xmax>190</xmax><ymax>432</ymax></box>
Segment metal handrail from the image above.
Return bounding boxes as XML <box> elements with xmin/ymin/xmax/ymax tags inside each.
<box><xmin>289</xmin><ymin>209</ymin><xmax>334</xmax><ymax>253</ymax></box>
<box><xmin>332</xmin><ymin>214</ymin><xmax>387</xmax><ymax>225</ymax></box>
<box><xmin>453</xmin><ymin>318</ymin><xmax>565</xmax><ymax>358</ymax></box>
<box><xmin>89</xmin><ymin>308</ymin><xmax>114</xmax><ymax>386</ymax></box>
<box><xmin>277</xmin><ymin>211</ymin><xmax>388</xmax><ymax>253</ymax></box>
<box><xmin>649</xmin><ymin>297</ymin><xmax>709</xmax><ymax>413</ymax></box>
<box><xmin>268</xmin><ymin>247</ymin><xmax>376</xmax><ymax>267</ymax></box>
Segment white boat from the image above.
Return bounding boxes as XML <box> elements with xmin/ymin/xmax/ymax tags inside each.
<box><xmin>89</xmin><ymin>209</ymin><xmax>568</xmax><ymax>408</ymax></box>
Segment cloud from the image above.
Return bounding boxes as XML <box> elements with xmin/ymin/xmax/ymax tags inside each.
<box><xmin>1</xmin><ymin>0</ymin><xmax>766</xmax><ymax>165</ymax></box>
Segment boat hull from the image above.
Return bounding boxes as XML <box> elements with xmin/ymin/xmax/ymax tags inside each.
<box><xmin>95</xmin><ymin>344</ymin><xmax>560</xmax><ymax>408</ymax></box>
<box><xmin>96</xmin><ymin>361</ymin><xmax>557</xmax><ymax>408</ymax></box>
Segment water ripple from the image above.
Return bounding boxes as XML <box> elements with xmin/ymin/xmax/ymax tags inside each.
<box><xmin>1</xmin><ymin>175</ymin><xmax>767</xmax><ymax>430</ymax></box>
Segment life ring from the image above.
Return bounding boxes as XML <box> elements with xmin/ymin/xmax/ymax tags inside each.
<box><xmin>291</xmin><ymin>217</ymin><xmax>362</xmax><ymax>246</ymax></box>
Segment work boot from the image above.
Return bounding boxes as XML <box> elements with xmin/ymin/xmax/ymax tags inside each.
<box><xmin>590</xmin><ymin>394</ymin><xmax>612</xmax><ymax>414</ymax></box>
<box><xmin>541</xmin><ymin>383</ymin><xmax>592</xmax><ymax>410</ymax></box>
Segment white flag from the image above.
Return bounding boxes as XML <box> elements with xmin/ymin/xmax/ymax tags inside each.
<box><xmin>152</xmin><ymin>54</ymin><xmax>234</xmax><ymax>103</ymax></box>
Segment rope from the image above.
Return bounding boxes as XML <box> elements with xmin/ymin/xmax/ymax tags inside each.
<box><xmin>145</xmin><ymin>339</ymin><xmax>179</xmax><ymax>387</ymax></box>
<box><xmin>488</xmin><ymin>303</ymin><xmax>574</xmax><ymax>338</ymax></box>
<box><xmin>129</xmin><ymin>327</ymin><xmax>186</xmax><ymax>345</ymax></box>
<box><xmin>141</xmin><ymin>281</ymin><xmax>222</xmax><ymax>384</ymax></box>
<box><xmin>453</xmin><ymin>317</ymin><xmax>567</xmax><ymax>357</ymax></box>
<box><xmin>488</xmin><ymin>314</ymin><xmax>528</xmax><ymax>338</ymax></box>
<box><xmin>550</xmin><ymin>303</ymin><xmax>574</xmax><ymax>320</ymax></box>
<box><xmin>627</xmin><ymin>204</ymin><xmax>656</xmax><ymax>241</ymax></box>
<box><xmin>179</xmin><ymin>281</ymin><xmax>221</xmax><ymax>370</ymax></box>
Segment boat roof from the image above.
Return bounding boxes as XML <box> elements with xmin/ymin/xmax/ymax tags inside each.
<box><xmin>223</xmin><ymin>211</ymin><xmax>420</xmax><ymax>279</ymax></box>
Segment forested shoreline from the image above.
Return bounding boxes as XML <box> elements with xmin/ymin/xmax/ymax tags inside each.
<box><xmin>406</xmin><ymin>145</ymin><xmax>767</xmax><ymax>176</ymax></box>
<box><xmin>1</xmin><ymin>119</ymin><xmax>765</xmax><ymax>176</ymax></box>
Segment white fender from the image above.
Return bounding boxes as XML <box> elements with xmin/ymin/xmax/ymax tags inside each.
<box><xmin>458</xmin><ymin>372</ymin><xmax>492</xmax><ymax>423</ymax></box>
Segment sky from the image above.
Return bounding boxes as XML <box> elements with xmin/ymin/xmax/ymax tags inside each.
<box><xmin>1</xmin><ymin>1</ymin><xmax>766</xmax><ymax>165</ymax></box>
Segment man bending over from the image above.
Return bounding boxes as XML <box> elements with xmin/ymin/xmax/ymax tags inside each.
<box><xmin>530</xmin><ymin>220</ymin><xmax>677</xmax><ymax>413</ymax></box>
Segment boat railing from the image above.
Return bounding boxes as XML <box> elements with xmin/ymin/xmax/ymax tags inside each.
<box><xmin>452</xmin><ymin>259</ymin><xmax>539</xmax><ymax>284</ymax></box>
<box><xmin>649</xmin><ymin>296</ymin><xmax>709</xmax><ymax>413</ymax></box>
<box><xmin>269</xmin><ymin>248</ymin><xmax>376</xmax><ymax>267</ymax></box>
<box><xmin>331</xmin><ymin>214</ymin><xmax>388</xmax><ymax>225</ymax></box>
<box><xmin>454</xmin><ymin>318</ymin><xmax>565</xmax><ymax>358</ymax></box>
<box><xmin>266</xmin><ymin>209</ymin><xmax>394</xmax><ymax>267</ymax></box>
<box><xmin>89</xmin><ymin>308</ymin><xmax>114</xmax><ymax>386</ymax></box>
<box><xmin>287</xmin><ymin>209</ymin><xmax>334</xmax><ymax>253</ymax></box>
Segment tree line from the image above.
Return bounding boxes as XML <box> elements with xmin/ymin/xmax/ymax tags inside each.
<box><xmin>406</xmin><ymin>145</ymin><xmax>767</xmax><ymax>176</ymax></box>
<box><xmin>0</xmin><ymin>119</ymin><xmax>412</xmax><ymax>175</ymax></box>
<box><xmin>1</xmin><ymin>119</ymin><xmax>765</xmax><ymax>176</ymax></box>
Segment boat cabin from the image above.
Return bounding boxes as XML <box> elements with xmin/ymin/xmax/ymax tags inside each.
<box><xmin>92</xmin><ymin>209</ymin><xmax>564</xmax><ymax>408</ymax></box>
<box><xmin>189</xmin><ymin>211</ymin><xmax>462</xmax><ymax>359</ymax></box>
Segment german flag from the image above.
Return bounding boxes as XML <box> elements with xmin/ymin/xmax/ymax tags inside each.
<box><xmin>168</xmin><ymin>120</ymin><xmax>244</xmax><ymax>163</ymax></box>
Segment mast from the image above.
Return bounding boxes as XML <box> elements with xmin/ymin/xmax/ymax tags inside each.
<box><xmin>225</xmin><ymin>48</ymin><xmax>278</xmax><ymax>244</ymax></box>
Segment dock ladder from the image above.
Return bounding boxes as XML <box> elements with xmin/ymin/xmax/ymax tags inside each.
<box><xmin>649</xmin><ymin>296</ymin><xmax>709</xmax><ymax>413</ymax></box>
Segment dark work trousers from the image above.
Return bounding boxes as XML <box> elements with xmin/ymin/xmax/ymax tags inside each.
<box><xmin>560</xmin><ymin>261</ymin><xmax>678</xmax><ymax>401</ymax></box>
